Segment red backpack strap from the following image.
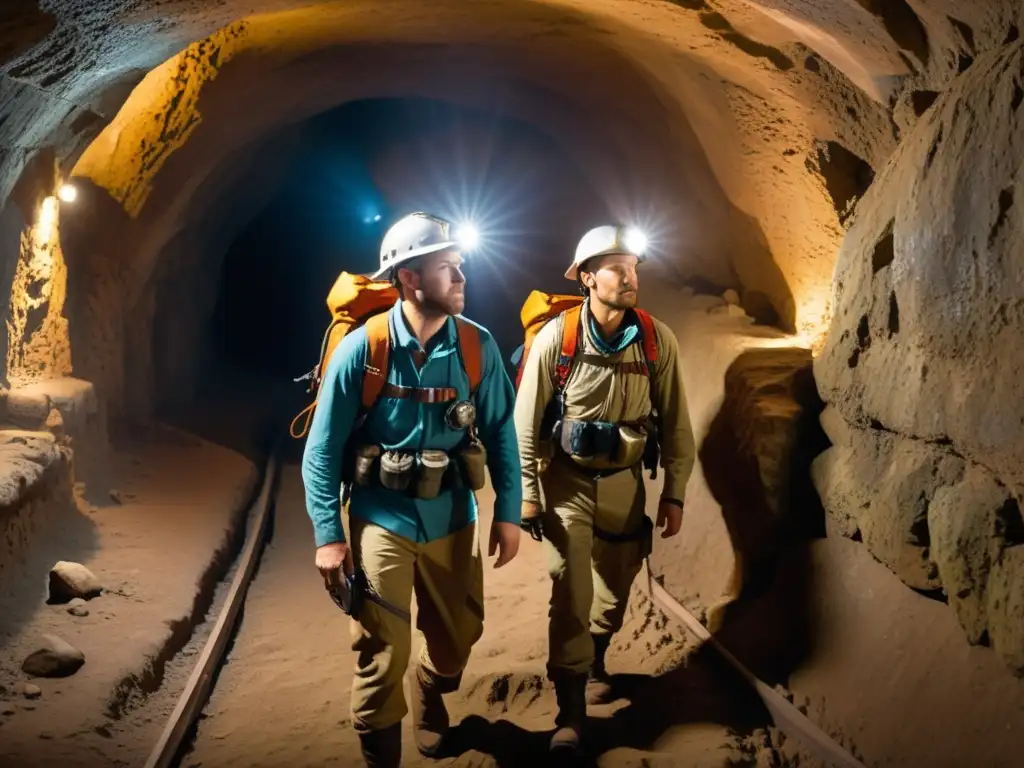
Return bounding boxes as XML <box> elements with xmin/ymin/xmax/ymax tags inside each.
<box><xmin>633</xmin><ymin>308</ymin><xmax>660</xmax><ymax>404</ymax></box>
<box><xmin>361</xmin><ymin>312</ymin><xmax>391</xmax><ymax>409</ymax></box>
<box><xmin>633</xmin><ymin>308</ymin><xmax>659</xmax><ymax>367</ymax></box>
<box><xmin>454</xmin><ymin>318</ymin><xmax>484</xmax><ymax>394</ymax></box>
<box><xmin>555</xmin><ymin>304</ymin><xmax>583</xmax><ymax>392</ymax></box>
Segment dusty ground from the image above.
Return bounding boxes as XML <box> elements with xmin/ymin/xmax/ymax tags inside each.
<box><xmin>0</xmin><ymin>425</ymin><xmax>258</xmax><ymax>767</ymax></box>
<box><xmin>183</xmin><ymin>461</ymin><xmax>810</xmax><ymax>768</ymax></box>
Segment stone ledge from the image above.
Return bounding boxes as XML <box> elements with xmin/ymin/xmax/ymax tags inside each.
<box><xmin>0</xmin><ymin>430</ymin><xmax>68</xmax><ymax>510</ymax></box>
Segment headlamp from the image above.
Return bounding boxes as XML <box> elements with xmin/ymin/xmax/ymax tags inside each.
<box><xmin>455</xmin><ymin>223</ymin><xmax>480</xmax><ymax>252</ymax></box>
<box><xmin>621</xmin><ymin>226</ymin><xmax>648</xmax><ymax>257</ymax></box>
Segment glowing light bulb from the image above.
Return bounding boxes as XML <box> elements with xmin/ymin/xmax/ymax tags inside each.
<box><xmin>58</xmin><ymin>183</ymin><xmax>77</xmax><ymax>203</ymax></box>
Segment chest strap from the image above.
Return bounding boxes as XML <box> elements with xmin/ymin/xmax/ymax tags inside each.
<box><xmin>381</xmin><ymin>383</ymin><xmax>459</xmax><ymax>403</ymax></box>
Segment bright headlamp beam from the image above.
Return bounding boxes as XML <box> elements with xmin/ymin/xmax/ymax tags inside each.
<box><xmin>622</xmin><ymin>227</ymin><xmax>648</xmax><ymax>256</ymax></box>
<box><xmin>456</xmin><ymin>223</ymin><xmax>480</xmax><ymax>252</ymax></box>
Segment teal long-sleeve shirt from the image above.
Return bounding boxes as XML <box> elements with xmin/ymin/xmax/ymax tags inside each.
<box><xmin>301</xmin><ymin>300</ymin><xmax>523</xmax><ymax>547</ymax></box>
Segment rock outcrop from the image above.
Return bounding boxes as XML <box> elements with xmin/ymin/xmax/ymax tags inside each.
<box><xmin>814</xmin><ymin>38</ymin><xmax>1024</xmax><ymax>674</ymax></box>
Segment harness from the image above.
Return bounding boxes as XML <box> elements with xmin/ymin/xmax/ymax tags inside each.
<box><xmin>342</xmin><ymin>313</ymin><xmax>487</xmax><ymax>502</ymax></box>
<box><xmin>359</xmin><ymin>313</ymin><xmax>483</xmax><ymax>408</ymax></box>
<box><xmin>545</xmin><ymin>303</ymin><xmax>662</xmax><ymax>480</ymax></box>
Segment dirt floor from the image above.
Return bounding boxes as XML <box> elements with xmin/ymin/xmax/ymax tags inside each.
<box><xmin>0</xmin><ymin>425</ymin><xmax>258</xmax><ymax>767</ymax></box>
<box><xmin>182</xmin><ymin>462</ymin><xmax>811</xmax><ymax>768</ymax></box>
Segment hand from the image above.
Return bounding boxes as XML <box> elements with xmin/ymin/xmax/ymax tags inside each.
<box><xmin>520</xmin><ymin>501</ymin><xmax>544</xmax><ymax>542</ymax></box>
<box><xmin>316</xmin><ymin>541</ymin><xmax>353</xmax><ymax>576</ymax></box>
<box><xmin>488</xmin><ymin>521</ymin><xmax>521</xmax><ymax>568</ymax></box>
<box><xmin>656</xmin><ymin>500</ymin><xmax>683</xmax><ymax>539</ymax></box>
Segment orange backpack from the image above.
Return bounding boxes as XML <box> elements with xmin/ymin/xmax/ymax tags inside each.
<box><xmin>290</xmin><ymin>272</ymin><xmax>483</xmax><ymax>439</ymax></box>
<box><xmin>512</xmin><ymin>290</ymin><xmax>659</xmax><ymax>392</ymax></box>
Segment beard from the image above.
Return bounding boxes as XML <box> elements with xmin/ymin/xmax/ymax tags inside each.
<box><xmin>418</xmin><ymin>286</ymin><xmax>465</xmax><ymax>316</ymax></box>
<box><xmin>597</xmin><ymin>285</ymin><xmax>638</xmax><ymax>310</ymax></box>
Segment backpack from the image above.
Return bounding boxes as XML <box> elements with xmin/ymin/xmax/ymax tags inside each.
<box><xmin>290</xmin><ymin>272</ymin><xmax>484</xmax><ymax>439</ymax></box>
<box><xmin>511</xmin><ymin>289</ymin><xmax>659</xmax><ymax>393</ymax></box>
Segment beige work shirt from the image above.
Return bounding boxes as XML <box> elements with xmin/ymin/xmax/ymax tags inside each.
<box><xmin>514</xmin><ymin>303</ymin><xmax>696</xmax><ymax>505</ymax></box>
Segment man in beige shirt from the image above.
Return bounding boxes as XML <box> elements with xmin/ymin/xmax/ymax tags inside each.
<box><xmin>513</xmin><ymin>224</ymin><xmax>696</xmax><ymax>757</ymax></box>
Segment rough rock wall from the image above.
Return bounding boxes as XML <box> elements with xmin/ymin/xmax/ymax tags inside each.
<box><xmin>814</xmin><ymin>37</ymin><xmax>1024</xmax><ymax>673</ymax></box>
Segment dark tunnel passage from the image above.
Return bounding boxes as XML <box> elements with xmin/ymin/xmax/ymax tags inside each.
<box><xmin>206</xmin><ymin>97</ymin><xmax>609</xmax><ymax>389</ymax></box>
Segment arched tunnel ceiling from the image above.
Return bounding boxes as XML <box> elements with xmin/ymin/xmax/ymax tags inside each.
<box><xmin>2</xmin><ymin>0</ymin><xmax>1021</xmax><ymax>404</ymax></box>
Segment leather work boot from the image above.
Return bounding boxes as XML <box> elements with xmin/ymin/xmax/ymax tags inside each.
<box><xmin>410</xmin><ymin>663</ymin><xmax>460</xmax><ymax>756</ymax></box>
<box><xmin>550</xmin><ymin>673</ymin><xmax>588</xmax><ymax>756</ymax></box>
<box><xmin>358</xmin><ymin>722</ymin><xmax>401</xmax><ymax>768</ymax></box>
<box><xmin>586</xmin><ymin>633</ymin><xmax>614</xmax><ymax>706</ymax></box>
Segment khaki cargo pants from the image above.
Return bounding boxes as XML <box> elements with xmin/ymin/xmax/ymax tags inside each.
<box><xmin>541</xmin><ymin>460</ymin><xmax>650</xmax><ymax>679</ymax></box>
<box><xmin>348</xmin><ymin>516</ymin><xmax>484</xmax><ymax>732</ymax></box>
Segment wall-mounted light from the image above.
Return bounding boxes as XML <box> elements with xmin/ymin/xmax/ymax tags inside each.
<box><xmin>37</xmin><ymin>195</ymin><xmax>59</xmax><ymax>243</ymax></box>
<box><xmin>58</xmin><ymin>183</ymin><xmax>78</xmax><ymax>203</ymax></box>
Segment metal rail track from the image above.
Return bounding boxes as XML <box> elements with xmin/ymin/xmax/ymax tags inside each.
<box><xmin>643</xmin><ymin>561</ymin><xmax>867</xmax><ymax>768</ymax></box>
<box><xmin>140</xmin><ymin>461</ymin><xmax>865</xmax><ymax>768</ymax></box>
<box><xmin>143</xmin><ymin>450</ymin><xmax>280</xmax><ymax>768</ymax></box>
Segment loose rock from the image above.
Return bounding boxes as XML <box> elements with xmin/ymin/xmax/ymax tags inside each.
<box><xmin>22</xmin><ymin>635</ymin><xmax>86</xmax><ymax>678</ymax></box>
<box><xmin>67</xmin><ymin>598</ymin><xmax>90</xmax><ymax>618</ymax></box>
<box><xmin>48</xmin><ymin>561</ymin><xmax>103</xmax><ymax>603</ymax></box>
<box><xmin>19</xmin><ymin>683</ymin><xmax>41</xmax><ymax>699</ymax></box>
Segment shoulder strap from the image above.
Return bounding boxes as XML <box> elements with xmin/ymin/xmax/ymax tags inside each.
<box><xmin>633</xmin><ymin>309</ymin><xmax>659</xmax><ymax>367</ymax></box>
<box><xmin>633</xmin><ymin>308</ymin><xmax>660</xmax><ymax>405</ymax></box>
<box><xmin>454</xmin><ymin>318</ymin><xmax>484</xmax><ymax>394</ymax></box>
<box><xmin>361</xmin><ymin>312</ymin><xmax>391</xmax><ymax>409</ymax></box>
<box><xmin>554</xmin><ymin>304</ymin><xmax>584</xmax><ymax>392</ymax></box>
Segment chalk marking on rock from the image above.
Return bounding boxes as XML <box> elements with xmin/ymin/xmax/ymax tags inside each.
<box><xmin>143</xmin><ymin>448</ymin><xmax>280</xmax><ymax>768</ymax></box>
<box><xmin>643</xmin><ymin>561</ymin><xmax>866</xmax><ymax>768</ymax></box>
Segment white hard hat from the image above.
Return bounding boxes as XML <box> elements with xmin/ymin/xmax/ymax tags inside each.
<box><xmin>565</xmin><ymin>224</ymin><xmax>648</xmax><ymax>280</ymax></box>
<box><xmin>373</xmin><ymin>212</ymin><xmax>459</xmax><ymax>280</ymax></box>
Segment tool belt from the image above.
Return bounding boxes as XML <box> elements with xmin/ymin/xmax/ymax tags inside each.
<box><xmin>594</xmin><ymin>515</ymin><xmax>654</xmax><ymax>560</ymax></box>
<box><xmin>551</xmin><ymin>416</ymin><xmax>661</xmax><ymax>479</ymax></box>
<box><xmin>345</xmin><ymin>441</ymin><xmax>487</xmax><ymax>500</ymax></box>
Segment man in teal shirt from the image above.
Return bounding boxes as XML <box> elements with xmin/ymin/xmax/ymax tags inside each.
<box><xmin>302</xmin><ymin>212</ymin><xmax>522</xmax><ymax>767</ymax></box>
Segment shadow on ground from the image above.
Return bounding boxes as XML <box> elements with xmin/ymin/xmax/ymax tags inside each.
<box><xmin>438</xmin><ymin>642</ymin><xmax>770</xmax><ymax>767</ymax></box>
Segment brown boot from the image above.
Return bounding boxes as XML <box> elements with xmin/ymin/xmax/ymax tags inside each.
<box><xmin>585</xmin><ymin>634</ymin><xmax>614</xmax><ymax>706</ymax></box>
<box><xmin>410</xmin><ymin>663</ymin><xmax>459</xmax><ymax>756</ymax></box>
<box><xmin>550</xmin><ymin>673</ymin><xmax>587</xmax><ymax>756</ymax></box>
<box><xmin>358</xmin><ymin>722</ymin><xmax>401</xmax><ymax>768</ymax></box>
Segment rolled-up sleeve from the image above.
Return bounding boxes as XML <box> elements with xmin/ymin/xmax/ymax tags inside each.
<box><xmin>474</xmin><ymin>332</ymin><xmax>523</xmax><ymax>525</ymax></box>
<box><xmin>300</xmin><ymin>331</ymin><xmax>366</xmax><ymax>546</ymax></box>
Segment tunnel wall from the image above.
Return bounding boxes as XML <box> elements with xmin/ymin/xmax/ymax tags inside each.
<box><xmin>813</xmin><ymin>37</ymin><xmax>1024</xmax><ymax>674</ymax></box>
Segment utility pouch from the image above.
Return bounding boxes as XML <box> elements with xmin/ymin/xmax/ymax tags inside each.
<box><xmin>459</xmin><ymin>440</ymin><xmax>488</xmax><ymax>491</ymax></box>
<box><xmin>614</xmin><ymin>424</ymin><xmax>648</xmax><ymax>467</ymax></box>
<box><xmin>353</xmin><ymin>444</ymin><xmax>381</xmax><ymax>487</ymax></box>
<box><xmin>379</xmin><ymin>450</ymin><xmax>414</xmax><ymax>492</ymax></box>
<box><xmin>415</xmin><ymin>450</ymin><xmax>450</xmax><ymax>500</ymax></box>
<box><xmin>560</xmin><ymin>420</ymin><xmax>618</xmax><ymax>459</ymax></box>
<box><xmin>642</xmin><ymin>418</ymin><xmax>661</xmax><ymax>480</ymax></box>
